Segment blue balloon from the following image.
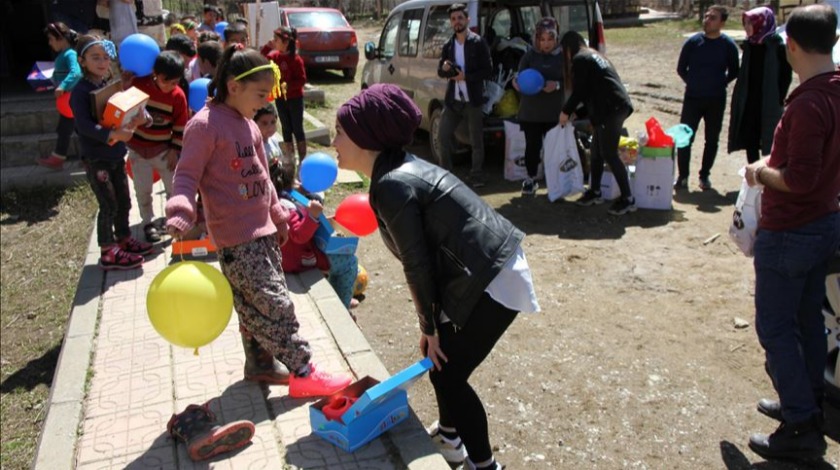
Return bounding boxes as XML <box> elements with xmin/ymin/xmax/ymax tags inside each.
<box><xmin>188</xmin><ymin>78</ymin><xmax>212</xmax><ymax>112</ymax></box>
<box><xmin>517</xmin><ymin>68</ymin><xmax>545</xmax><ymax>96</ymax></box>
<box><xmin>299</xmin><ymin>152</ymin><xmax>338</xmax><ymax>193</ymax></box>
<box><xmin>119</xmin><ymin>34</ymin><xmax>160</xmax><ymax>77</ymax></box>
<box><xmin>215</xmin><ymin>21</ymin><xmax>229</xmax><ymax>36</ymax></box>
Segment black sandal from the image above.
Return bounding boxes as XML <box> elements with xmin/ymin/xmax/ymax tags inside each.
<box><xmin>144</xmin><ymin>223</ymin><xmax>162</xmax><ymax>242</ymax></box>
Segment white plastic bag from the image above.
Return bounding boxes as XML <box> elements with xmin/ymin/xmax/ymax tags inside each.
<box><xmin>543</xmin><ymin>125</ymin><xmax>585</xmax><ymax>202</ymax></box>
<box><xmin>729</xmin><ymin>168</ymin><xmax>762</xmax><ymax>257</ymax></box>
<box><xmin>483</xmin><ymin>81</ymin><xmax>504</xmax><ymax>115</ymax></box>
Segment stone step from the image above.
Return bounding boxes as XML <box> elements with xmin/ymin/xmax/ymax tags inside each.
<box><xmin>1</xmin><ymin>99</ymin><xmax>61</xmax><ymax>137</ymax></box>
<box><xmin>1</xmin><ymin>132</ymin><xmax>81</xmax><ymax>168</ymax></box>
<box><xmin>0</xmin><ymin>160</ymin><xmax>88</xmax><ymax>193</ymax></box>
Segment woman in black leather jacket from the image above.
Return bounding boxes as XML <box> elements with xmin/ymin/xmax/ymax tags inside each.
<box><xmin>334</xmin><ymin>84</ymin><xmax>539</xmax><ymax>470</ymax></box>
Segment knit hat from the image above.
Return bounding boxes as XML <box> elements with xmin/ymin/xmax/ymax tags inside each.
<box><xmin>336</xmin><ymin>84</ymin><xmax>422</xmax><ymax>151</ymax></box>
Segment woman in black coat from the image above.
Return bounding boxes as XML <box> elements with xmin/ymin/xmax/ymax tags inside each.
<box><xmin>333</xmin><ymin>84</ymin><xmax>540</xmax><ymax>470</ymax></box>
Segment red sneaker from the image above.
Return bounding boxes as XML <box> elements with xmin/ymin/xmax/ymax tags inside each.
<box><xmin>99</xmin><ymin>246</ymin><xmax>143</xmax><ymax>271</ymax></box>
<box><xmin>120</xmin><ymin>237</ymin><xmax>153</xmax><ymax>256</ymax></box>
<box><xmin>37</xmin><ymin>153</ymin><xmax>66</xmax><ymax>171</ymax></box>
<box><xmin>289</xmin><ymin>364</ymin><xmax>352</xmax><ymax>398</ymax></box>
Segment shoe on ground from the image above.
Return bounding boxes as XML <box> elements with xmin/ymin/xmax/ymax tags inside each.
<box><xmin>699</xmin><ymin>176</ymin><xmax>712</xmax><ymax>190</ymax></box>
<box><xmin>120</xmin><ymin>236</ymin><xmax>154</xmax><ymax>256</ymax></box>
<box><xmin>757</xmin><ymin>398</ymin><xmax>783</xmax><ymax>422</ymax></box>
<box><xmin>99</xmin><ymin>246</ymin><xmax>143</xmax><ymax>271</ymax></box>
<box><xmin>521</xmin><ymin>178</ymin><xmax>537</xmax><ymax>196</ymax></box>
<box><xmin>37</xmin><ymin>153</ymin><xmax>66</xmax><ymax>171</ymax></box>
<box><xmin>349</xmin><ymin>298</ymin><xmax>360</xmax><ymax>309</ymax></box>
<box><xmin>608</xmin><ymin>197</ymin><xmax>637</xmax><ymax>215</ymax></box>
<box><xmin>575</xmin><ymin>189</ymin><xmax>604</xmax><ymax>206</ymax></box>
<box><xmin>240</xmin><ymin>331</ymin><xmax>290</xmax><ymax>385</ymax></box>
<box><xmin>144</xmin><ymin>223</ymin><xmax>162</xmax><ymax>243</ymax></box>
<box><xmin>426</xmin><ymin>420</ymin><xmax>467</xmax><ymax>464</ymax></box>
<box><xmin>748</xmin><ymin>418</ymin><xmax>827</xmax><ymax>462</ymax></box>
<box><xmin>465</xmin><ymin>457</ymin><xmax>505</xmax><ymax>469</ymax></box>
<box><xmin>167</xmin><ymin>403</ymin><xmax>255</xmax><ymax>462</ymax></box>
<box><xmin>673</xmin><ymin>177</ymin><xmax>688</xmax><ymax>190</ymax></box>
<box><xmin>468</xmin><ymin>173</ymin><xmax>486</xmax><ymax>188</ymax></box>
<box><xmin>288</xmin><ymin>364</ymin><xmax>352</xmax><ymax>398</ymax></box>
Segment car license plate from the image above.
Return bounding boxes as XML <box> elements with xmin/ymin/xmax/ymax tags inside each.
<box><xmin>315</xmin><ymin>56</ymin><xmax>339</xmax><ymax>63</ymax></box>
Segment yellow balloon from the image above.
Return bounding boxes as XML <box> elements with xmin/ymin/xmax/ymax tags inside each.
<box><xmin>147</xmin><ymin>261</ymin><xmax>233</xmax><ymax>349</ymax></box>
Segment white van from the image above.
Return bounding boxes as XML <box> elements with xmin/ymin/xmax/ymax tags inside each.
<box><xmin>361</xmin><ymin>0</ymin><xmax>604</xmax><ymax>162</ymax></box>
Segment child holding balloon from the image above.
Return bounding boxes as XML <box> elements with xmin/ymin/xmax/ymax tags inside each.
<box><xmin>166</xmin><ymin>45</ymin><xmax>351</xmax><ymax>397</ymax></box>
<box><xmin>71</xmin><ymin>35</ymin><xmax>154</xmax><ymax>270</ymax></box>
<box><xmin>125</xmin><ymin>50</ymin><xmax>189</xmax><ymax>242</ymax></box>
<box><xmin>38</xmin><ymin>22</ymin><xmax>81</xmax><ymax>171</ymax></box>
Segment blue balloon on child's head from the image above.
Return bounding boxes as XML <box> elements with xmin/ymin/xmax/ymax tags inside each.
<box><xmin>299</xmin><ymin>153</ymin><xmax>338</xmax><ymax>193</ymax></box>
<box><xmin>188</xmin><ymin>78</ymin><xmax>212</xmax><ymax>112</ymax></box>
<box><xmin>215</xmin><ymin>21</ymin><xmax>229</xmax><ymax>36</ymax></box>
<box><xmin>517</xmin><ymin>68</ymin><xmax>545</xmax><ymax>96</ymax></box>
<box><xmin>119</xmin><ymin>34</ymin><xmax>160</xmax><ymax>77</ymax></box>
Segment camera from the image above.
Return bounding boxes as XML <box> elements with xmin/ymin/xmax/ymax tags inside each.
<box><xmin>440</xmin><ymin>61</ymin><xmax>461</xmax><ymax>78</ymax></box>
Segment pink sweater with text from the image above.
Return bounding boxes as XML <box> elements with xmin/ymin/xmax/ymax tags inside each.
<box><xmin>166</xmin><ymin>103</ymin><xmax>289</xmax><ymax>248</ymax></box>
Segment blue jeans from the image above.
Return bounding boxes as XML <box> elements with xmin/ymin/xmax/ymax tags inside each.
<box><xmin>754</xmin><ymin>212</ymin><xmax>840</xmax><ymax>423</ymax></box>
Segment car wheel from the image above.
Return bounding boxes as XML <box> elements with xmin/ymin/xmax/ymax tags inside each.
<box><xmin>825</xmin><ymin>250</ymin><xmax>840</xmax><ymax>394</ymax></box>
<box><xmin>429</xmin><ymin>107</ymin><xmax>443</xmax><ymax>166</ymax></box>
<box><xmin>343</xmin><ymin>67</ymin><xmax>357</xmax><ymax>80</ymax></box>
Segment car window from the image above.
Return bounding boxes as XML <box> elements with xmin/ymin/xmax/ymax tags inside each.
<box><xmin>489</xmin><ymin>9</ymin><xmax>512</xmax><ymax>38</ymax></box>
<box><xmin>398</xmin><ymin>8</ymin><xmax>423</xmax><ymax>57</ymax></box>
<box><xmin>520</xmin><ymin>6</ymin><xmax>541</xmax><ymax>36</ymax></box>
<box><xmin>380</xmin><ymin>13</ymin><xmax>401</xmax><ymax>59</ymax></box>
<box><xmin>287</xmin><ymin>11</ymin><xmax>348</xmax><ymax>29</ymax></box>
<box><xmin>422</xmin><ymin>6</ymin><xmax>451</xmax><ymax>59</ymax></box>
<box><xmin>549</xmin><ymin>4</ymin><xmax>591</xmax><ymax>38</ymax></box>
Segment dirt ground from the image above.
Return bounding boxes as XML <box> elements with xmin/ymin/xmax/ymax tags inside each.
<box><xmin>306</xmin><ymin>21</ymin><xmax>839</xmax><ymax>469</ymax></box>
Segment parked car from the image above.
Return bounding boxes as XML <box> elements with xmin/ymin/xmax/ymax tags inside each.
<box><xmin>279</xmin><ymin>7</ymin><xmax>359</xmax><ymax>79</ymax></box>
<box><xmin>824</xmin><ymin>248</ymin><xmax>840</xmax><ymax>442</ymax></box>
<box><xmin>361</xmin><ymin>0</ymin><xmax>604</xmax><ymax>163</ymax></box>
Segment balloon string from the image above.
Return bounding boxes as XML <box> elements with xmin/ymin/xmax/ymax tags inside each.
<box><xmin>193</xmin><ymin>347</ymin><xmax>199</xmax><ymax>356</ymax></box>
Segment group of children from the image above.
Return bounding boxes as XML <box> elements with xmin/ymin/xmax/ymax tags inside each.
<box><xmin>41</xmin><ymin>23</ymin><xmax>353</xmax><ymax>461</ymax></box>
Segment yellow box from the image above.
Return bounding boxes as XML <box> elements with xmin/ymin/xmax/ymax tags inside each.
<box><xmin>101</xmin><ymin>86</ymin><xmax>149</xmax><ymax>129</ymax></box>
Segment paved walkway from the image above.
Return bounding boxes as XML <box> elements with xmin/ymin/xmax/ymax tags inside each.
<box><xmin>32</xmin><ymin>180</ymin><xmax>448</xmax><ymax>470</ymax></box>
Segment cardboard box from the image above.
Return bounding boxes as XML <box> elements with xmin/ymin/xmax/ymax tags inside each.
<box><xmin>310</xmin><ymin>357</ymin><xmax>433</xmax><ymax>452</ymax></box>
<box><xmin>101</xmin><ymin>86</ymin><xmax>149</xmax><ymax>129</ymax></box>
<box><xmin>633</xmin><ymin>146</ymin><xmax>674</xmax><ymax>210</ymax></box>
<box><xmin>90</xmin><ymin>80</ymin><xmax>123</xmax><ymax>122</ymax></box>
<box><xmin>289</xmin><ymin>190</ymin><xmax>359</xmax><ymax>255</ymax></box>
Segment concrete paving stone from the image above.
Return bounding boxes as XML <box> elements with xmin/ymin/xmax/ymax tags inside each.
<box><xmin>77</xmin><ymin>416</ymin><xmax>124</xmax><ymax>464</ymax></box>
<box><xmin>120</xmin><ymin>444</ymin><xmax>178</xmax><ymax>470</ymax></box>
<box><xmin>344</xmin><ymin>351</ymin><xmax>391</xmax><ymax>382</ymax></box>
<box><xmin>65</xmin><ymin>286</ymin><xmax>101</xmax><ymax>339</ymax></box>
<box><xmin>32</xmin><ymin>401</ymin><xmax>82</xmax><ymax>470</ymax></box>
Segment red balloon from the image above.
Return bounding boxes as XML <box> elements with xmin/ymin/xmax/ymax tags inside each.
<box><xmin>56</xmin><ymin>93</ymin><xmax>73</xmax><ymax>118</ymax></box>
<box><xmin>125</xmin><ymin>159</ymin><xmax>161</xmax><ymax>183</ymax></box>
<box><xmin>334</xmin><ymin>194</ymin><xmax>378</xmax><ymax>237</ymax></box>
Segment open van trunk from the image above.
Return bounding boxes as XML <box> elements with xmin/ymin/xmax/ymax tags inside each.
<box><xmin>360</xmin><ymin>0</ymin><xmax>602</xmax><ymax>163</ymax></box>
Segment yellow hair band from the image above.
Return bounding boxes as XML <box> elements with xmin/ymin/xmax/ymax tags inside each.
<box><xmin>234</xmin><ymin>63</ymin><xmax>284</xmax><ymax>100</ymax></box>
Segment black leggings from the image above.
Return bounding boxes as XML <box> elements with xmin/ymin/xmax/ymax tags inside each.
<box><xmin>276</xmin><ymin>96</ymin><xmax>305</xmax><ymax>143</ymax></box>
<box><xmin>430</xmin><ymin>293</ymin><xmax>518</xmax><ymax>463</ymax></box>
<box><xmin>521</xmin><ymin>121</ymin><xmax>555</xmax><ymax>179</ymax></box>
<box><xmin>589</xmin><ymin>108</ymin><xmax>632</xmax><ymax>198</ymax></box>
<box><xmin>84</xmin><ymin>159</ymin><xmax>132</xmax><ymax>247</ymax></box>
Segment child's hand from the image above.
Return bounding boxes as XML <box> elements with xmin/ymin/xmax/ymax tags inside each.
<box><xmin>307</xmin><ymin>199</ymin><xmax>323</xmax><ymax>218</ymax></box>
<box><xmin>54</xmin><ymin>88</ymin><xmax>65</xmax><ymax>98</ymax></box>
<box><xmin>164</xmin><ymin>149</ymin><xmax>178</xmax><ymax>171</ymax></box>
<box><xmin>110</xmin><ymin>127</ymin><xmax>134</xmax><ymax>143</ymax></box>
<box><xmin>128</xmin><ymin>111</ymin><xmax>148</xmax><ymax>129</ymax></box>
<box><xmin>166</xmin><ymin>224</ymin><xmax>184</xmax><ymax>239</ymax></box>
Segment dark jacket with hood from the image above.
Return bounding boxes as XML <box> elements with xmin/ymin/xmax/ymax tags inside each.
<box><xmin>761</xmin><ymin>70</ymin><xmax>840</xmax><ymax>231</ymax></box>
<box><xmin>728</xmin><ymin>33</ymin><xmax>793</xmax><ymax>155</ymax></box>
<box><xmin>517</xmin><ymin>46</ymin><xmax>565</xmax><ymax>123</ymax></box>
<box><xmin>561</xmin><ymin>48</ymin><xmax>633</xmax><ymax>125</ymax></box>
<box><xmin>437</xmin><ymin>31</ymin><xmax>493</xmax><ymax>108</ymax></box>
<box><xmin>369</xmin><ymin>152</ymin><xmax>524</xmax><ymax>335</ymax></box>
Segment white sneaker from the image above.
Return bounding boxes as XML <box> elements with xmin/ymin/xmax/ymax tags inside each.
<box><xmin>426</xmin><ymin>420</ymin><xmax>467</xmax><ymax>464</ymax></box>
<box><xmin>465</xmin><ymin>457</ymin><xmax>504</xmax><ymax>470</ymax></box>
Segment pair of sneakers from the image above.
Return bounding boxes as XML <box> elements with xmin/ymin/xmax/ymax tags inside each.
<box><xmin>521</xmin><ymin>177</ymin><xmax>538</xmax><ymax>196</ymax></box>
<box><xmin>575</xmin><ymin>189</ymin><xmax>637</xmax><ymax>215</ymax></box>
<box><xmin>288</xmin><ymin>363</ymin><xmax>352</xmax><ymax>398</ymax></box>
<box><xmin>98</xmin><ymin>237</ymin><xmax>154</xmax><ymax>271</ymax></box>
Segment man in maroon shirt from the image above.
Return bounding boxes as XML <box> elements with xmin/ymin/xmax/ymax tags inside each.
<box><xmin>743</xmin><ymin>4</ymin><xmax>840</xmax><ymax>462</ymax></box>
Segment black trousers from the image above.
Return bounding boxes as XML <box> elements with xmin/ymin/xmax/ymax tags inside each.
<box><xmin>84</xmin><ymin>159</ymin><xmax>132</xmax><ymax>247</ymax></box>
<box><xmin>430</xmin><ymin>293</ymin><xmax>518</xmax><ymax>463</ymax></box>
<box><xmin>55</xmin><ymin>114</ymin><xmax>75</xmax><ymax>157</ymax></box>
<box><xmin>276</xmin><ymin>96</ymin><xmax>306</xmax><ymax>143</ymax></box>
<box><xmin>677</xmin><ymin>96</ymin><xmax>725</xmax><ymax>179</ymax></box>
<box><xmin>589</xmin><ymin>109</ymin><xmax>632</xmax><ymax>198</ymax></box>
<box><xmin>520</xmin><ymin>121</ymin><xmax>555</xmax><ymax>179</ymax></box>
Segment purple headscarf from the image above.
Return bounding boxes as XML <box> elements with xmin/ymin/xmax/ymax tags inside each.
<box><xmin>743</xmin><ymin>7</ymin><xmax>777</xmax><ymax>45</ymax></box>
<box><xmin>337</xmin><ymin>84</ymin><xmax>422</xmax><ymax>151</ymax></box>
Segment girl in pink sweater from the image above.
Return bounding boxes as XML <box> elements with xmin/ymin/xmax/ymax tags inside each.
<box><xmin>165</xmin><ymin>45</ymin><xmax>350</xmax><ymax>398</ymax></box>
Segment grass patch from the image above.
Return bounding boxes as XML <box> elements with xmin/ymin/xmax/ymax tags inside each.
<box><xmin>605</xmin><ymin>19</ymin><xmax>701</xmax><ymax>45</ymax></box>
<box><xmin>0</xmin><ymin>184</ymin><xmax>97</xmax><ymax>470</ymax></box>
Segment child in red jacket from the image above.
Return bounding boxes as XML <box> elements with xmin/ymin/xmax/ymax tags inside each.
<box><xmin>263</xmin><ymin>27</ymin><xmax>308</xmax><ymax>163</ymax></box>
